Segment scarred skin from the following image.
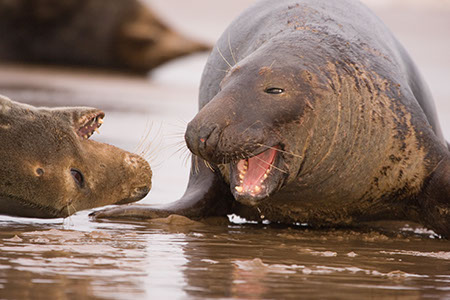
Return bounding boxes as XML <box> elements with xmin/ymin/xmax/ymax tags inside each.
<box><xmin>0</xmin><ymin>95</ymin><xmax>152</xmax><ymax>218</ymax></box>
<box><xmin>0</xmin><ymin>0</ymin><xmax>209</xmax><ymax>73</ymax></box>
<box><xmin>92</xmin><ymin>0</ymin><xmax>450</xmax><ymax>237</ymax></box>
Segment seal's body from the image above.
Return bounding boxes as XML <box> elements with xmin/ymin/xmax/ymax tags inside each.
<box><xmin>0</xmin><ymin>95</ymin><xmax>152</xmax><ymax>218</ymax></box>
<box><xmin>0</xmin><ymin>0</ymin><xmax>209</xmax><ymax>73</ymax></box>
<box><xmin>93</xmin><ymin>0</ymin><xmax>449</xmax><ymax>237</ymax></box>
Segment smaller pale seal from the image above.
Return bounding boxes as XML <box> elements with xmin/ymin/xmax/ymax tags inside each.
<box><xmin>0</xmin><ymin>0</ymin><xmax>210</xmax><ymax>73</ymax></box>
<box><xmin>0</xmin><ymin>95</ymin><xmax>152</xmax><ymax>218</ymax></box>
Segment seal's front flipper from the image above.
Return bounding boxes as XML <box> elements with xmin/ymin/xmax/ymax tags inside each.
<box><xmin>90</xmin><ymin>157</ymin><xmax>234</xmax><ymax>220</ymax></box>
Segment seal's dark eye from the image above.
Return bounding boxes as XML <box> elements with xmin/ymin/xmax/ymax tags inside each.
<box><xmin>265</xmin><ymin>87</ymin><xmax>284</xmax><ymax>94</ymax></box>
<box><xmin>70</xmin><ymin>169</ymin><xmax>84</xmax><ymax>188</ymax></box>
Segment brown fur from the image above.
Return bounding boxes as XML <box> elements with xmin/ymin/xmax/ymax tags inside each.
<box><xmin>0</xmin><ymin>95</ymin><xmax>152</xmax><ymax>218</ymax></box>
<box><xmin>0</xmin><ymin>0</ymin><xmax>210</xmax><ymax>73</ymax></box>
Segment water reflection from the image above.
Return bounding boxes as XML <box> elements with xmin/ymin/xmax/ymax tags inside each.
<box><xmin>0</xmin><ymin>215</ymin><xmax>449</xmax><ymax>299</ymax></box>
<box><xmin>144</xmin><ymin>233</ymin><xmax>188</xmax><ymax>299</ymax></box>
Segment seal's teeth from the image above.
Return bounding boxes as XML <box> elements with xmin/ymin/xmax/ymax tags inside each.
<box><xmin>95</xmin><ymin>128</ymin><xmax>100</xmax><ymax>134</ymax></box>
<box><xmin>254</xmin><ymin>186</ymin><xmax>261</xmax><ymax>193</ymax></box>
<box><xmin>235</xmin><ymin>186</ymin><xmax>243</xmax><ymax>193</ymax></box>
<box><xmin>98</xmin><ymin>118</ymin><xmax>104</xmax><ymax>124</ymax></box>
<box><xmin>239</xmin><ymin>173</ymin><xmax>244</xmax><ymax>179</ymax></box>
<box><xmin>83</xmin><ymin>135</ymin><xmax>88</xmax><ymax>139</ymax></box>
<box><xmin>263</xmin><ymin>174</ymin><xmax>268</xmax><ymax>179</ymax></box>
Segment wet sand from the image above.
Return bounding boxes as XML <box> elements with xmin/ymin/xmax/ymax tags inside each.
<box><xmin>0</xmin><ymin>1</ymin><xmax>449</xmax><ymax>299</ymax></box>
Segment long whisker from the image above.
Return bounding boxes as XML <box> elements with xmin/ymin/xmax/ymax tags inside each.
<box><xmin>256</xmin><ymin>143</ymin><xmax>303</xmax><ymax>159</ymax></box>
<box><xmin>193</xmin><ymin>155</ymin><xmax>199</xmax><ymax>174</ymax></box>
<box><xmin>228</xmin><ymin>31</ymin><xmax>237</xmax><ymax>65</ymax></box>
<box><xmin>203</xmin><ymin>160</ymin><xmax>215</xmax><ymax>172</ymax></box>
<box><xmin>216</xmin><ymin>45</ymin><xmax>233</xmax><ymax>69</ymax></box>
<box><xmin>62</xmin><ymin>203</ymin><xmax>76</xmax><ymax>227</ymax></box>
<box><xmin>251</xmin><ymin>154</ymin><xmax>288</xmax><ymax>174</ymax></box>
<box><xmin>139</xmin><ymin>123</ymin><xmax>164</xmax><ymax>164</ymax></box>
<box><xmin>134</xmin><ymin>119</ymin><xmax>153</xmax><ymax>154</ymax></box>
<box><xmin>212</xmin><ymin>66</ymin><xmax>230</xmax><ymax>74</ymax></box>
<box><xmin>241</xmin><ymin>147</ymin><xmax>288</xmax><ymax>174</ymax></box>
<box><xmin>181</xmin><ymin>149</ymin><xmax>192</xmax><ymax>167</ymax></box>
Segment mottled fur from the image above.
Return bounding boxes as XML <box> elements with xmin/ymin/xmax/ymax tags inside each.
<box><xmin>0</xmin><ymin>95</ymin><xmax>152</xmax><ymax>218</ymax></box>
<box><xmin>92</xmin><ymin>0</ymin><xmax>449</xmax><ymax>237</ymax></box>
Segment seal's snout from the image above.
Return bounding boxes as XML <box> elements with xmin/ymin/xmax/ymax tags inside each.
<box><xmin>185</xmin><ymin>120</ymin><xmax>221</xmax><ymax>160</ymax></box>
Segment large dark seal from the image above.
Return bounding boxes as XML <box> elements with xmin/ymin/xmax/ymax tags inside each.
<box><xmin>92</xmin><ymin>0</ymin><xmax>450</xmax><ymax>237</ymax></box>
<box><xmin>0</xmin><ymin>0</ymin><xmax>209</xmax><ymax>73</ymax></box>
<box><xmin>0</xmin><ymin>95</ymin><xmax>152</xmax><ymax>218</ymax></box>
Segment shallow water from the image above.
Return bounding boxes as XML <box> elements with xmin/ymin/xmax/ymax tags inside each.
<box><xmin>0</xmin><ymin>1</ymin><xmax>450</xmax><ymax>299</ymax></box>
<box><xmin>0</xmin><ymin>215</ymin><xmax>449</xmax><ymax>299</ymax></box>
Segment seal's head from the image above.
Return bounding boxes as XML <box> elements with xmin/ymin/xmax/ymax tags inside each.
<box><xmin>0</xmin><ymin>95</ymin><xmax>152</xmax><ymax>218</ymax></box>
<box><xmin>185</xmin><ymin>44</ymin><xmax>320</xmax><ymax>206</ymax></box>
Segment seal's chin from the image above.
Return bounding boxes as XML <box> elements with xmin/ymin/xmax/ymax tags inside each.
<box><xmin>116</xmin><ymin>186</ymin><xmax>150</xmax><ymax>205</ymax></box>
<box><xmin>230</xmin><ymin>146</ymin><xmax>286</xmax><ymax>206</ymax></box>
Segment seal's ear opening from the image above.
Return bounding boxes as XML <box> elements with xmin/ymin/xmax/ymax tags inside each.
<box><xmin>50</xmin><ymin>107</ymin><xmax>105</xmax><ymax>139</ymax></box>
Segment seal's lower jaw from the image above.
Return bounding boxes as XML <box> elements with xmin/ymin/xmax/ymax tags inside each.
<box><xmin>116</xmin><ymin>186</ymin><xmax>150</xmax><ymax>205</ymax></box>
<box><xmin>230</xmin><ymin>146</ymin><xmax>286</xmax><ymax>206</ymax></box>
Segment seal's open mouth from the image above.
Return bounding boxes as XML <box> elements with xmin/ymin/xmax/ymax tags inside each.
<box><xmin>230</xmin><ymin>145</ymin><xmax>286</xmax><ymax>205</ymax></box>
<box><xmin>77</xmin><ymin>112</ymin><xmax>105</xmax><ymax>139</ymax></box>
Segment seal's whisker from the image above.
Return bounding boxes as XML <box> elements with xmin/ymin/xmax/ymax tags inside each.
<box><xmin>216</xmin><ymin>45</ymin><xmax>233</xmax><ymax>69</ymax></box>
<box><xmin>240</xmin><ymin>147</ymin><xmax>288</xmax><ymax>174</ymax></box>
<box><xmin>134</xmin><ymin>119</ymin><xmax>153</xmax><ymax>154</ymax></box>
<box><xmin>251</xmin><ymin>154</ymin><xmax>288</xmax><ymax>174</ymax></box>
<box><xmin>141</xmin><ymin>130</ymin><xmax>163</xmax><ymax>157</ymax></box>
<box><xmin>171</xmin><ymin>142</ymin><xmax>190</xmax><ymax>157</ymax></box>
<box><xmin>242</xmin><ymin>120</ymin><xmax>263</xmax><ymax>135</ymax></box>
<box><xmin>256</xmin><ymin>143</ymin><xmax>303</xmax><ymax>159</ymax></box>
<box><xmin>172</xmin><ymin>118</ymin><xmax>188</xmax><ymax>126</ymax></box>
<box><xmin>269</xmin><ymin>60</ymin><xmax>276</xmax><ymax>69</ymax></box>
<box><xmin>181</xmin><ymin>150</ymin><xmax>192</xmax><ymax>168</ymax></box>
<box><xmin>203</xmin><ymin>160</ymin><xmax>215</xmax><ymax>172</ymax></box>
<box><xmin>135</xmin><ymin>121</ymin><xmax>154</xmax><ymax>155</ymax></box>
<box><xmin>164</xmin><ymin>138</ymin><xmax>186</xmax><ymax>149</ymax></box>
<box><xmin>148</xmin><ymin>160</ymin><xmax>164</xmax><ymax>170</ymax></box>
<box><xmin>212</xmin><ymin>66</ymin><xmax>230</xmax><ymax>74</ymax></box>
<box><xmin>166</xmin><ymin>132</ymin><xmax>185</xmax><ymax>139</ymax></box>
<box><xmin>192</xmin><ymin>155</ymin><xmax>200</xmax><ymax>174</ymax></box>
<box><xmin>167</xmin><ymin>119</ymin><xmax>188</xmax><ymax>133</ymax></box>
<box><xmin>138</xmin><ymin>122</ymin><xmax>164</xmax><ymax>161</ymax></box>
<box><xmin>69</xmin><ymin>203</ymin><xmax>77</xmax><ymax>216</ymax></box>
<box><xmin>228</xmin><ymin>31</ymin><xmax>237</xmax><ymax>65</ymax></box>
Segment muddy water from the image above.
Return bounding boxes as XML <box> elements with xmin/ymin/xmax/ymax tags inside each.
<box><xmin>0</xmin><ymin>1</ymin><xmax>450</xmax><ymax>299</ymax></box>
<box><xmin>0</xmin><ymin>216</ymin><xmax>449</xmax><ymax>299</ymax></box>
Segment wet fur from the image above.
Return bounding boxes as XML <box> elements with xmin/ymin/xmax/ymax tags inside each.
<box><xmin>92</xmin><ymin>0</ymin><xmax>449</xmax><ymax>237</ymax></box>
<box><xmin>0</xmin><ymin>95</ymin><xmax>152</xmax><ymax>218</ymax></box>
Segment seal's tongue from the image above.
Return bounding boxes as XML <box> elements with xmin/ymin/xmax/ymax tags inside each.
<box><xmin>236</xmin><ymin>148</ymin><xmax>277</xmax><ymax>194</ymax></box>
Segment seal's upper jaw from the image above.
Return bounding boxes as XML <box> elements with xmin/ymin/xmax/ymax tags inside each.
<box><xmin>75</xmin><ymin>111</ymin><xmax>105</xmax><ymax>140</ymax></box>
<box><xmin>229</xmin><ymin>145</ymin><xmax>287</xmax><ymax>206</ymax></box>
